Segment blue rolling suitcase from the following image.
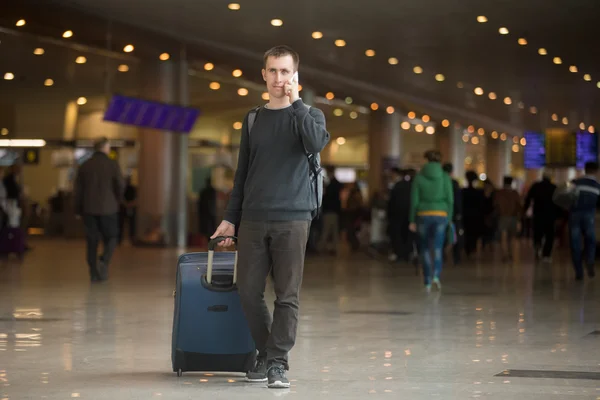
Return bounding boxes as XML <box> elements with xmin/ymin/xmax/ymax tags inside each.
<box><xmin>171</xmin><ymin>236</ymin><xmax>256</xmax><ymax>376</ymax></box>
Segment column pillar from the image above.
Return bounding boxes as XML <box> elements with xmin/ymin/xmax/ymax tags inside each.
<box><xmin>486</xmin><ymin>138</ymin><xmax>511</xmax><ymax>186</ymax></box>
<box><xmin>137</xmin><ymin>56</ymin><xmax>189</xmax><ymax>247</ymax></box>
<box><xmin>368</xmin><ymin>110</ymin><xmax>401</xmax><ymax>198</ymax></box>
<box><xmin>437</xmin><ymin>124</ymin><xmax>466</xmax><ymax>184</ymax></box>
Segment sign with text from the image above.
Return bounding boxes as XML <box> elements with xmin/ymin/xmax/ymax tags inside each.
<box><xmin>523</xmin><ymin>131</ymin><xmax>545</xmax><ymax>169</ymax></box>
<box><xmin>545</xmin><ymin>128</ymin><xmax>576</xmax><ymax>167</ymax></box>
<box><xmin>576</xmin><ymin>130</ymin><xmax>598</xmax><ymax>169</ymax></box>
<box><xmin>103</xmin><ymin>94</ymin><xmax>200</xmax><ymax>133</ymax></box>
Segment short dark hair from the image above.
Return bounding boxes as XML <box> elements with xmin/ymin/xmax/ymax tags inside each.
<box><xmin>585</xmin><ymin>162</ymin><xmax>599</xmax><ymax>175</ymax></box>
<box><xmin>94</xmin><ymin>136</ymin><xmax>109</xmax><ymax>151</ymax></box>
<box><xmin>503</xmin><ymin>176</ymin><xmax>513</xmax><ymax>186</ymax></box>
<box><xmin>465</xmin><ymin>170</ymin><xmax>479</xmax><ymax>183</ymax></box>
<box><xmin>390</xmin><ymin>167</ymin><xmax>402</xmax><ymax>175</ymax></box>
<box><xmin>424</xmin><ymin>150</ymin><xmax>441</xmax><ymax>163</ymax></box>
<box><xmin>442</xmin><ymin>163</ymin><xmax>453</xmax><ymax>174</ymax></box>
<box><xmin>264</xmin><ymin>45</ymin><xmax>299</xmax><ymax>71</ymax></box>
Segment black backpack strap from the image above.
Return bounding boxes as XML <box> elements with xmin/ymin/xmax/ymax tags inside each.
<box><xmin>247</xmin><ymin>106</ymin><xmax>262</xmax><ymax>133</ymax></box>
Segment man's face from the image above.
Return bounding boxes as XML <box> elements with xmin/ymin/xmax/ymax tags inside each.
<box><xmin>262</xmin><ymin>55</ymin><xmax>295</xmax><ymax>99</ymax></box>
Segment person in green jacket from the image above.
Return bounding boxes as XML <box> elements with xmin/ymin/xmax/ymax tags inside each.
<box><xmin>409</xmin><ymin>150</ymin><xmax>454</xmax><ymax>291</ymax></box>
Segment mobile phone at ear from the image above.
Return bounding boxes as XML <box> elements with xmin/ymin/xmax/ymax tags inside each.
<box><xmin>292</xmin><ymin>71</ymin><xmax>299</xmax><ymax>84</ymax></box>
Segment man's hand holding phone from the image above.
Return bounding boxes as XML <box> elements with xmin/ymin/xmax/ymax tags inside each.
<box><xmin>284</xmin><ymin>71</ymin><xmax>300</xmax><ymax>103</ymax></box>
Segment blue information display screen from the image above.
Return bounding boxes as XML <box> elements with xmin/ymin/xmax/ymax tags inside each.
<box><xmin>523</xmin><ymin>131</ymin><xmax>546</xmax><ymax>169</ymax></box>
<box><xmin>103</xmin><ymin>94</ymin><xmax>200</xmax><ymax>133</ymax></box>
<box><xmin>576</xmin><ymin>130</ymin><xmax>599</xmax><ymax>169</ymax></box>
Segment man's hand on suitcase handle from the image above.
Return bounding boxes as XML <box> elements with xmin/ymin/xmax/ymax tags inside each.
<box><xmin>211</xmin><ymin>221</ymin><xmax>236</xmax><ymax>247</ymax></box>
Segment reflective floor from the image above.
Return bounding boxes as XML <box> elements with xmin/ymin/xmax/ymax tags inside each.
<box><xmin>0</xmin><ymin>239</ymin><xmax>599</xmax><ymax>399</ymax></box>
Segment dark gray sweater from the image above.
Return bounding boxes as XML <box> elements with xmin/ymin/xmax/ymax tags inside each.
<box><xmin>224</xmin><ymin>99</ymin><xmax>330</xmax><ymax>225</ymax></box>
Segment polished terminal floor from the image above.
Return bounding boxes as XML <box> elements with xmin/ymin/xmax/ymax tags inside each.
<box><xmin>0</xmin><ymin>239</ymin><xmax>599</xmax><ymax>399</ymax></box>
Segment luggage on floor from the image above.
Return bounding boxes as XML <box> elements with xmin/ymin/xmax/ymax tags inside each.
<box><xmin>171</xmin><ymin>236</ymin><xmax>256</xmax><ymax>376</ymax></box>
<box><xmin>0</xmin><ymin>227</ymin><xmax>26</xmax><ymax>257</ymax></box>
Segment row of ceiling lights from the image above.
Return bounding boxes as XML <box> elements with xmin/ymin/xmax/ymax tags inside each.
<box><xmin>477</xmin><ymin>15</ymin><xmax>598</xmax><ymax>87</ymax></box>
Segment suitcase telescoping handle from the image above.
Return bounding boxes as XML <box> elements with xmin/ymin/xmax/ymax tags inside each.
<box><xmin>207</xmin><ymin>236</ymin><xmax>238</xmax><ymax>285</ymax></box>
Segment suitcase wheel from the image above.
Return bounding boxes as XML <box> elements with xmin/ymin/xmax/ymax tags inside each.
<box><xmin>177</xmin><ymin>369</ymin><xmax>182</xmax><ymax>377</ymax></box>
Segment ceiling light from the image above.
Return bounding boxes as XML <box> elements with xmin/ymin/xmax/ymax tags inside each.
<box><xmin>589</xmin><ymin>126</ymin><xmax>595</xmax><ymax>134</ymax></box>
<box><xmin>457</xmin><ymin>82</ymin><xmax>464</xmax><ymax>89</ymax></box>
<box><xmin>159</xmin><ymin>53</ymin><xmax>170</xmax><ymax>61</ymax></box>
<box><xmin>371</xmin><ymin>103</ymin><xmax>379</xmax><ymax>111</ymax></box>
<box><xmin>500</xmin><ymin>133</ymin><xmax>507</xmax><ymax>141</ymax></box>
<box><xmin>271</xmin><ymin>19</ymin><xmax>283</xmax><ymax>27</ymax></box>
<box><xmin>44</xmin><ymin>78</ymin><xmax>54</xmax><ymax>87</ymax></box>
<box><xmin>61</xmin><ymin>30</ymin><xmax>74</xmax><ymax>39</ymax></box>
<box><xmin>345</xmin><ymin>97</ymin><xmax>353</xmax><ymax>104</ymax></box>
<box><xmin>16</xmin><ymin>19</ymin><xmax>26</xmax><ymax>27</ymax></box>
<box><xmin>228</xmin><ymin>3</ymin><xmax>241</xmax><ymax>10</ymax></box>
<box><xmin>499</xmin><ymin>27</ymin><xmax>509</xmax><ymax>35</ymax></box>
<box><xmin>233</xmin><ymin>122</ymin><xmax>242</xmax><ymax>130</ymax></box>
<box><xmin>386</xmin><ymin>106</ymin><xmax>395</xmax><ymax>114</ymax></box>
<box><xmin>538</xmin><ymin>48</ymin><xmax>547</xmax><ymax>56</ymax></box>
<box><xmin>350</xmin><ymin>111</ymin><xmax>358</xmax><ymax>119</ymax></box>
<box><xmin>422</xmin><ymin>115</ymin><xmax>430</xmax><ymax>123</ymax></box>
<box><xmin>336</xmin><ymin>137</ymin><xmax>346</xmax><ymax>145</ymax></box>
<box><xmin>477</xmin><ymin>16</ymin><xmax>488</xmax><ymax>23</ymax></box>
<box><xmin>77</xmin><ymin>97</ymin><xmax>87</xmax><ymax>106</ymax></box>
<box><xmin>426</xmin><ymin>126</ymin><xmax>435</xmax><ymax>135</ymax></box>
<box><xmin>413</xmin><ymin>66</ymin><xmax>423</xmax><ymax>74</ymax></box>
<box><xmin>520</xmin><ymin>138</ymin><xmax>527</xmax><ymax>146</ymax></box>
<box><xmin>468</xmin><ymin>125</ymin><xmax>475</xmax><ymax>133</ymax></box>
<box><xmin>530</xmin><ymin>106</ymin><xmax>538</xmax><ymax>114</ymax></box>
<box><xmin>75</xmin><ymin>56</ymin><xmax>86</xmax><ymax>64</ymax></box>
<box><xmin>388</xmin><ymin>57</ymin><xmax>399</xmax><ymax>65</ymax></box>
<box><xmin>478</xmin><ymin>128</ymin><xmax>485</xmax><ymax>136</ymax></box>
<box><xmin>237</xmin><ymin>88</ymin><xmax>249</xmax><ymax>96</ymax></box>
<box><xmin>232</xmin><ymin>69</ymin><xmax>243</xmax><ymax>77</ymax></box>
<box><xmin>584</xmin><ymin>74</ymin><xmax>592</xmax><ymax>81</ymax></box>
<box><xmin>569</xmin><ymin>65</ymin><xmax>578</xmax><ymax>73</ymax></box>
<box><xmin>513</xmin><ymin>136</ymin><xmax>519</xmax><ymax>144</ymax></box>
<box><xmin>442</xmin><ymin>119</ymin><xmax>450</xmax><ymax>128</ymax></box>
<box><xmin>503</xmin><ymin>97</ymin><xmax>512</xmax><ymax>105</ymax></box>
<box><xmin>435</xmin><ymin>74</ymin><xmax>445</xmax><ymax>82</ymax></box>
<box><xmin>551</xmin><ymin>113</ymin><xmax>558</xmax><ymax>121</ymax></box>
<box><xmin>326</xmin><ymin>92</ymin><xmax>335</xmax><ymax>100</ymax></box>
<box><xmin>4</xmin><ymin>72</ymin><xmax>14</xmax><ymax>80</ymax></box>
<box><xmin>333</xmin><ymin>108</ymin><xmax>344</xmax><ymax>117</ymax></box>
<box><xmin>365</xmin><ymin>49</ymin><xmax>376</xmax><ymax>57</ymax></box>
<box><xmin>0</xmin><ymin>128</ymin><xmax>8</xmax><ymax>135</ymax></box>
<box><xmin>123</xmin><ymin>44</ymin><xmax>134</xmax><ymax>53</ymax></box>
<box><xmin>512</xmin><ymin>144</ymin><xmax>519</xmax><ymax>153</ymax></box>
<box><xmin>579</xmin><ymin>122</ymin><xmax>586</xmax><ymax>130</ymax></box>
<box><xmin>518</xmin><ymin>101</ymin><xmax>525</xmax><ymax>109</ymax></box>
<box><xmin>474</xmin><ymin>87</ymin><xmax>484</xmax><ymax>96</ymax></box>
<box><xmin>462</xmin><ymin>135</ymin><xmax>470</xmax><ymax>143</ymax></box>
<box><xmin>471</xmin><ymin>137</ymin><xmax>479</xmax><ymax>145</ymax></box>
<box><xmin>33</xmin><ymin>48</ymin><xmax>45</xmax><ymax>55</ymax></box>
<box><xmin>298</xmin><ymin>84</ymin><xmax>303</xmax><ymax>92</ymax></box>
<box><xmin>415</xmin><ymin>124</ymin><xmax>424</xmax><ymax>133</ymax></box>
<box><xmin>408</xmin><ymin>111</ymin><xmax>416</xmax><ymax>119</ymax></box>
<box><xmin>262</xmin><ymin>92</ymin><xmax>269</xmax><ymax>101</ymax></box>
<box><xmin>401</xmin><ymin>122</ymin><xmax>410</xmax><ymax>130</ymax></box>
<box><xmin>518</xmin><ymin>38</ymin><xmax>528</xmax><ymax>45</ymax></box>
<box><xmin>118</xmin><ymin>64</ymin><xmax>129</xmax><ymax>72</ymax></box>
<box><xmin>488</xmin><ymin>92</ymin><xmax>497</xmax><ymax>100</ymax></box>
<box><xmin>597</xmin><ymin>82</ymin><xmax>600</xmax><ymax>89</ymax></box>
<box><xmin>553</xmin><ymin>57</ymin><xmax>562</xmax><ymax>65</ymax></box>
<box><xmin>204</xmin><ymin>63</ymin><xmax>214</xmax><ymax>71</ymax></box>
<box><xmin>209</xmin><ymin>82</ymin><xmax>221</xmax><ymax>90</ymax></box>
<box><xmin>562</xmin><ymin>117</ymin><xmax>568</xmax><ymax>125</ymax></box>
<box><xmin>335</xmin><ymin>39</ymin><xmax>346</xmax><ymax>47</ymax></box>
<box><xmin>491</xmin><ymin>131</ymin><xmax>499</xmax><ymax>139</ymax></box>
<box><xmin>312</xmin><ymin>31</ymin><xmax>323</xmax><ymax>39</ymax></box>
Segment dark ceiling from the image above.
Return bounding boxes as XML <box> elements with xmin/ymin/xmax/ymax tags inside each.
<box><xmin>2</xmin><ymin>0</ymin><xmax>599</xmax><ymax>136</ymax></box>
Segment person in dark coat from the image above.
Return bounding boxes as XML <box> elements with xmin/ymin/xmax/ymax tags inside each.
<box><xmin>443</xmin><ymin>163</ymin><xmax>463</xmax><ymax>264</ymax></box>
<box><xmin>198</xmin><ymin>177</ymin><xmax>217</xmax><ymax>243</ymax></box>
<box><xmin>524</xmin><ymin>174</ymin><xmax>558</xmax><ymax>261</ymax></box>
<box><xmin>462</xmin><ymin>171</ymin><xmax>484</xmax><ymax>258</ymax></box>
<box><xmin>387</xmin><ymin>168</ymin><xmax>415</xmax><ymax>261</ymax></box>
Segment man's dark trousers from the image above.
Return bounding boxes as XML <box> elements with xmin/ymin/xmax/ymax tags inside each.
<box><xmin>237</xmin><ymin>219</ymin><xmax>310</xmax><ymax>370</ymax></box>
<box><xmin>83</xmin><ymin>214</ymin><xmax>119</xmax><ymax>281</ymax></box>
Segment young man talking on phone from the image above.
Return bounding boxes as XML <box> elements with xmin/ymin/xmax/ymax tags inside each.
<box><xmin>211</xmin><ymin>45</ymin><xmax>330</xmax><ymax>388</ymax></box>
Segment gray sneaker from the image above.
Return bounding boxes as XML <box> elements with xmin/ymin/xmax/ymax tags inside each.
<box><xmin>245</xmin><ymin>356</ymin><xmax>267</xmax><ymax>382</ymax></box>
<box><xmin>267</xmin><ymin>364</ymin><xmax>290</xmax><ymax>389</ymax></box>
